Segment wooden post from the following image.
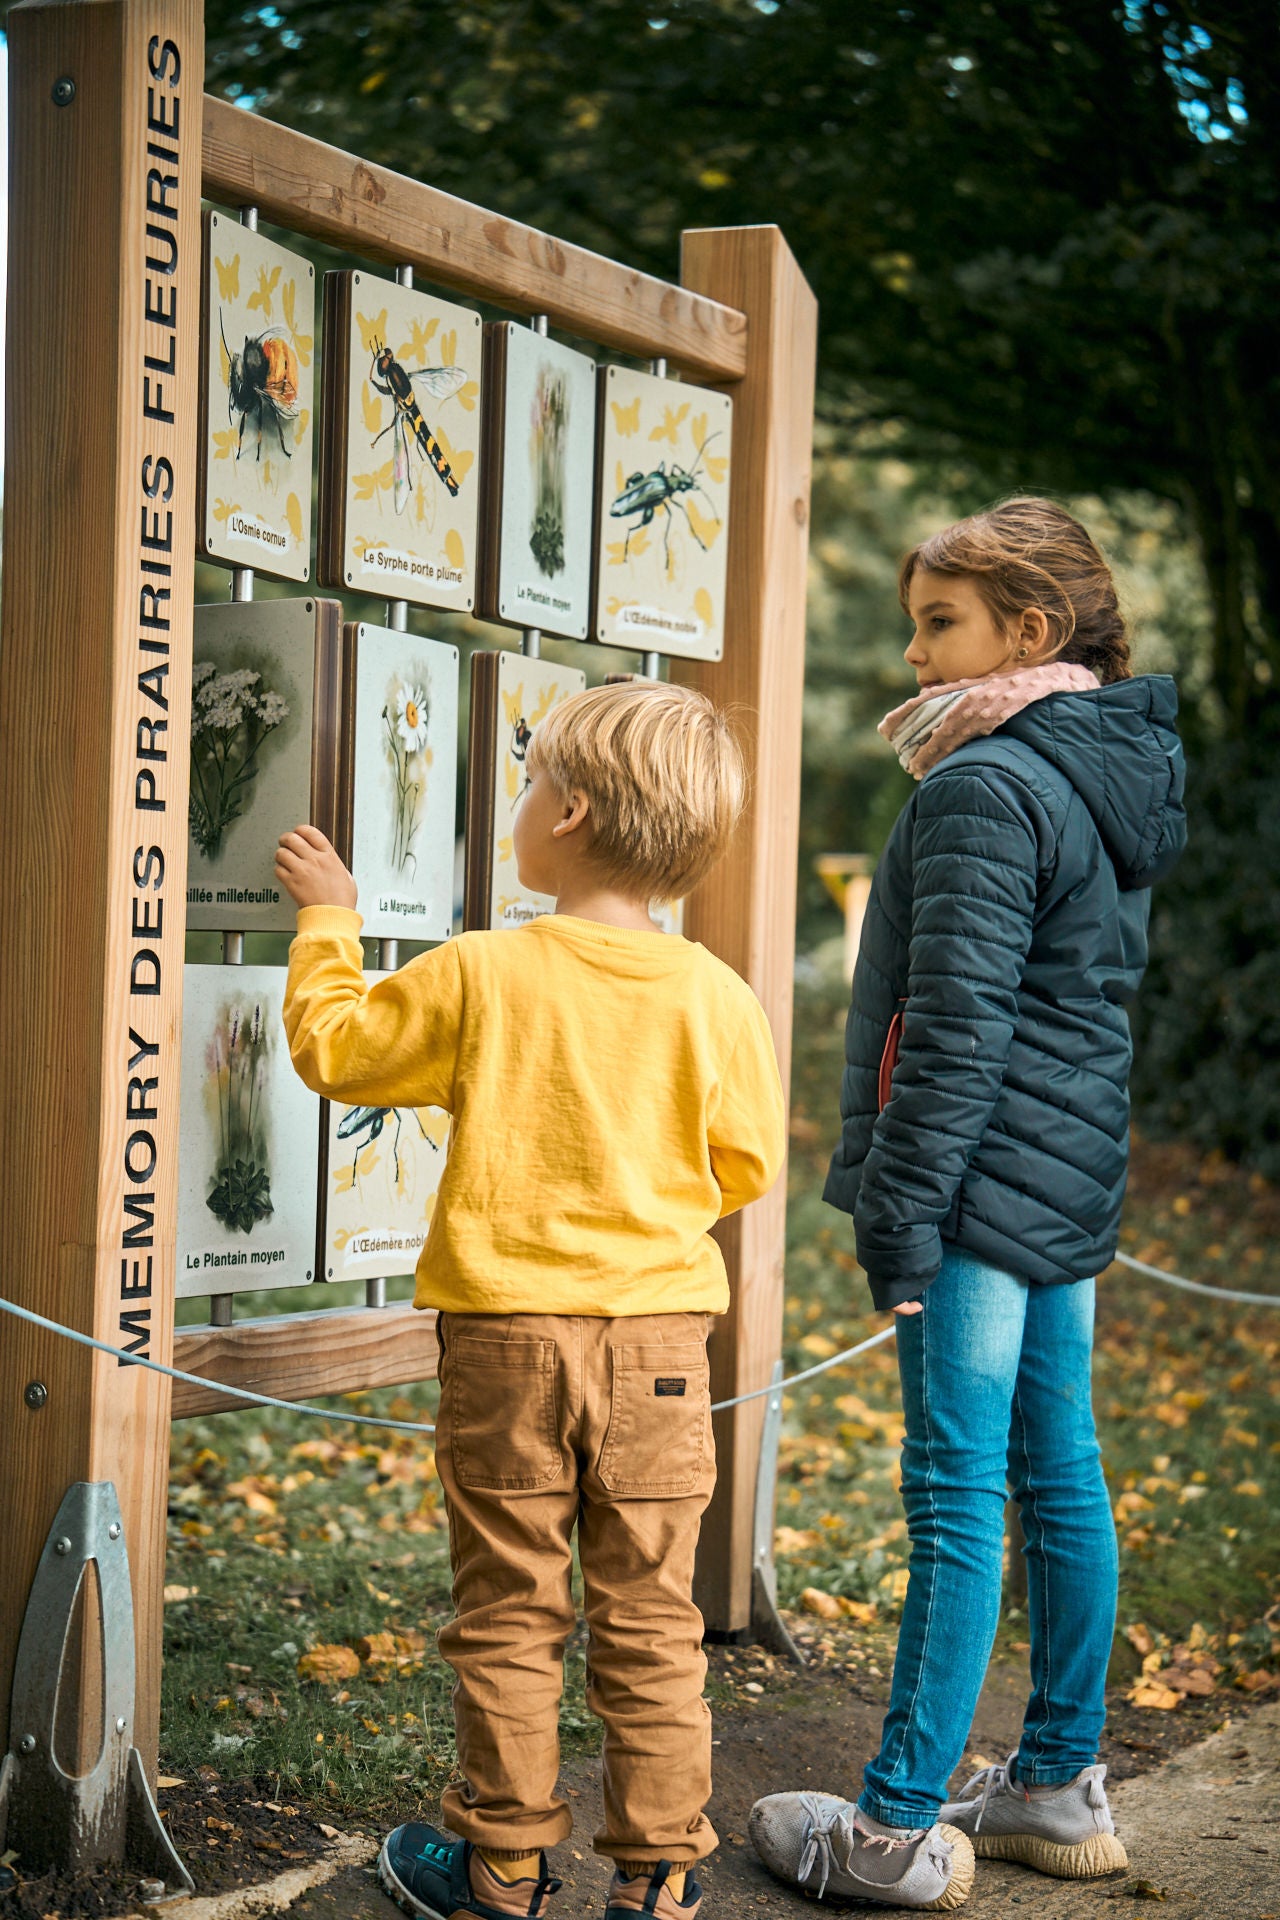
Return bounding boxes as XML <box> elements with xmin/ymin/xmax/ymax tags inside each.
<box><xmin>674</xmin><ymin>227</ymin><xmax>817</xmax><ymax>1633</ymax></box>
<box><xmin>0</xmin><ymin>0</ymin><xmax>203</xmax><ymax>1811</ymax></box>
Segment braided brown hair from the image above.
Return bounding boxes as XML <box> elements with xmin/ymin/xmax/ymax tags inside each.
<box><xmin>898</xmin><ymin>497</ymin><xmax>1133</xmax><ymax>684</ymax></box>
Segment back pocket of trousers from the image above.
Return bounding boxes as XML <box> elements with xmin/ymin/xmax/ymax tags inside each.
<box><xmin>598</xmin><ymin>1343</ymin><xmax>710</xmax><ymax>1497</ymax></box>
<box><xmin>449</xmin><ymin>1335</ymin><xmax>560</xmax><ymax>1491</ymax></box>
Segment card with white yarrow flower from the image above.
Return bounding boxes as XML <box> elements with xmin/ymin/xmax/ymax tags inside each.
<box><xmin>186</xmin><ymin>598</ymin><xmax>343</xmax><ymax>935</ymax></box>
<box><xmin>344</xmin><ymin>623</ymin><xmax>459</xmax><ymax>943</ymax></box>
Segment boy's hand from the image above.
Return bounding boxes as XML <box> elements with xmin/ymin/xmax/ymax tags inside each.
<box><xmin>275</xmin><ymin>826</ymin><xmax>358</xmax><ymax>911</ymax></box>
<box><xmin>893</xmin><ymin>1300</ymin><xmax>924</xmax><ymax>1316</ymax></box>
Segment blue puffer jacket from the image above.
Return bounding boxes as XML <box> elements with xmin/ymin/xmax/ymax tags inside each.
<box><xmin>824</xmin><ymin>677</ymin><xmax>1187</xmax><ymax>1310</ymax></box>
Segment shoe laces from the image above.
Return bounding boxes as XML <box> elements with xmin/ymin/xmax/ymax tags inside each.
<box><xmin>793</xmin><ymin>1795</ymin><xmax>927</xmax><ymax>1901</ymax></box>
<box><xmin>951</xmin><ymin>1750</ymin><xmax>1020</xmax><ymax>1833</ymax></box>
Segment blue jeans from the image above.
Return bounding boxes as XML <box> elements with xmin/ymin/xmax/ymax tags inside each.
<box><xmin>858</xmin><ymin>1248</ymin><xmax>1118</xmax><ymax>1828</ymax></box>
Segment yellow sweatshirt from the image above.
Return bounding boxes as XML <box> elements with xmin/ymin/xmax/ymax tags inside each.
<box><xmin>284</xmin><ymin>907</ymin><xmax>787</xmax><ymax>1316</ymax></box>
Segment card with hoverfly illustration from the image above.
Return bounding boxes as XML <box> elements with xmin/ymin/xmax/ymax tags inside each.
<box><xmin>476</xmin><ymin>325</ymin><xmax>597</xmax><ymax>640</ymax></box>
<box><xmin>318</xmin><ymin>271</ymin><xmax>483</xmax><ymax>612</ymax></box>
<box><xmin>463</xmin><ymin>650</ymin><xmax>586</xmax><ymax>930</ymax></box>
<box><xmin>185</xmin><ymin>597</ymin><xmax>344</xmax><ymax>935</ymax></box>
<box><xmin>198</xmin><ymin>212</ymin><xmax>316</xmax><ymax>582</ymax></box>
<box><xmin>343</xmin><ymin>623</ymin><xmax>459</xmax><ymax>943</ymax></box>
<box><xmin>177</xmin><ymin>964</ymin><xmax>322</xmax><ymax>1299</ymax></box>
<box><xmin>318</xmin><ymin>981</ymin><xmax>451</xmax><ymax>1284</ymax></box>
<box><xmin>591</xmin><ymin>367</ymin><xmax>733</xmax><ymax>662</ymax></box>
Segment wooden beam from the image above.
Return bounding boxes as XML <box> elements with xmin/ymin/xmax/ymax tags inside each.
<box><xmin>0</xmin><ymin>0</ymin><xmax>204</xmax><ymax>1823</ymax></box>
<box><xmin>201</xmin><ymin>94</ymin><xmax>747</xmax><ymax>383</ymax></box>
<box><xmin>171</xmin><ymin>1306</ymin><xmax>439</xmax><ymax>1419</ymax></box>
<box><xmin>673</xmin><ymin>227</ymin><xmax>817</xmax><ymax>1634</ymax></box>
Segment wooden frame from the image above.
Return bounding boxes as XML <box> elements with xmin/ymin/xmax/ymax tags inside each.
<box><xmin>0</xmin><ymin>6</ymin><xmax>814</xmax><ymax>1868</ymax></box>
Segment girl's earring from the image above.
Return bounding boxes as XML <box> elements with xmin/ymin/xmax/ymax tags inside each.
<box><xmin>1016</xmin><ymin>645</ymin><xmax>1030</xmax><ymax>660</ymax></box>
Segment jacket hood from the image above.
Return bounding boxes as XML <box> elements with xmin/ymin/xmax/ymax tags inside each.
<box><xmin>997</xmin><ymin>675</ymin><xmax>1187</xmax><ymax>889</ymax></box>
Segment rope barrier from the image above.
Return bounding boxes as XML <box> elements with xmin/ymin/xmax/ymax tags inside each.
<box><xmin>1112</xmin><ymin>1250</ymin><xmax>1280</xmax><ymax>1308</ymax></box>
<box><xmin>0</xmin><ymin>1249</ymin><xmax>1275</xmax><ymax>1439</ymax></box>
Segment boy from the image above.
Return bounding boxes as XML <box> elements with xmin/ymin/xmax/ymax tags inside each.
<box><xmin>276</xmin><ymin>682</ymin><xmax>786</xmax><ymax>1920</ymax></box>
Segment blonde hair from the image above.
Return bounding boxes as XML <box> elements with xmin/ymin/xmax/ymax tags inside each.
<box><xmin>899</xmin><ymin>496</ymin><xmax>1133</xmax><ymax>684</ymax></box>
<box><xmin>527</xmin><ymin>681</ymin><xmax>746</xmax><ymax>902</ymax></box>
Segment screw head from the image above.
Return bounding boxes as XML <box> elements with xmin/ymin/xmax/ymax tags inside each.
<box><xmin>51</xmin><ymin>75</ymin><xmax>76</xmax><ymax>107</ymax></box>
<box><xmin>19</xmin><ymin>1733</ymin><xmax>36</xmax><ymax>1754</ymax></box>
<box><xmin>138</xmin><ymin>1881</ymin><xmax>167</xmax><ymax>1905</ymax></box>
<box><xmin>24</xmin><ymin>1380</ymin><xmax>48</xmax><ymax>1410</ymax></box>
<box><xmin>54</xmin><ymin>1536</ymin><xmax>72</xmax><ymax>1556</ymax></box>
<box><xmin>108</xmin><ymin>1522</ymin><xmax>122</xmax><ymax>1541</ymax></box>
<box><xmin>115</xmin><ymin>1715</ymin><xmax>128</xmax><ymax>1734</ymax></box>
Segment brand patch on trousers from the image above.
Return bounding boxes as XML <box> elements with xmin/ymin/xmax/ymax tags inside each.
<box><xmin>654</xmin><ymin>1377</ymin><xmax>686</xmax><ymax>1396</ymax></box>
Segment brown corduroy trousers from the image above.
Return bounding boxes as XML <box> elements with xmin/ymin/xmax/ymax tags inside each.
<box><xmin>433</xmin><ymin>1310</ymin><xmax>718</xmax><ymax>1867</ymax></box>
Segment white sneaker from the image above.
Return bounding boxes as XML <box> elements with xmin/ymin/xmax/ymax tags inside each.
<box><xmin>749</xmin><ymin>1792</ymin><xmax>975</xmax><ymax>1908</ymax></box>
<box><xmin>940</xmin><ymin>1754</ymin><xmax>1128</xmax><ymax>1878</ymax></box>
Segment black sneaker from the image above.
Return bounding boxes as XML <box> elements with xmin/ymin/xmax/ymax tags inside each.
<box><xmin>377</xmin><ymin>1822</ymin><xmax>561</xmax><ymax>1919</ymax></box>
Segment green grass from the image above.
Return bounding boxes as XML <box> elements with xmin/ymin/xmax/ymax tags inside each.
<box><xmin>161</xmin><ymin>967</ymin><xmax>1280</xmax><ymax>1808</ymax></box>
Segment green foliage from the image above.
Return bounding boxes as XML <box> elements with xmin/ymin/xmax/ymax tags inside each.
<box><xmin>1133</xmin><ymin>717</ymin><xmax>1280</xmax><ymax>1177</ymax></box>
<box><xmin>180</xmin><ymin>0</ymin><xmax>1280</xmax><ymax>720</ymax></box>
<box><xmin>207</xmin><ymin>1158</ymin><xmax>275</xmax><ymax>1234</ymax></box>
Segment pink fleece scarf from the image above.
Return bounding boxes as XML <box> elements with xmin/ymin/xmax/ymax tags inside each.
<box><xmin>879</xmin><ymin>662</ymin><xmax>1100</xmax><ymax>779</ymax></box>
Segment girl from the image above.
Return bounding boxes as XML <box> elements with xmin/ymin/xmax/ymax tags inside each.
<box><xmin>751</xmin><ymin>498</ymin><xmax>1186</xmax><ymax>1911</ymax></box>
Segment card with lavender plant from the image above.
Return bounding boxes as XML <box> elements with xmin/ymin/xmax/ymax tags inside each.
<box><xmin>317</xmin><ymin>971</ymin><xmax>451</xmax><ymax>1283</ymax></box>
<box><xmin>187</xmin><ymin>598</ymin><xmax>343</xmax><ymax>934</ymax></box>
<box><xmin>177</xmin><ymin>965</ymin><xmax>321</xmax><ymax>1299</ymax></box>
<box><xmin>477</xmin><ymin>324</ymin><xmax>596</xmax><ymax>640</ymax></box>
<box><xmin>345</xmin><ymin>624</ymin><xmax>459</xmax><ymax>942</ymax></box>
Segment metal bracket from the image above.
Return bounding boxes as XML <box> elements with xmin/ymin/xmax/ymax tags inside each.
<box><xmin>0</xmin><ymin>1482</ymin><xmax>193</xmax><ymax>1891</ymax></box>
<box><xmin>749</xmin><ymin>1361</ymin><xmax>804</xmax><ymax>1664</ymax></box>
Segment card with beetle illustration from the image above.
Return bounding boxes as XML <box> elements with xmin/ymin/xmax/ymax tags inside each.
<box><xmin>198</xmin><ymin>212</ymin><xmax>316</xmax><ymax>582</ymax></box>
<box><xmin>176</xmin><ymin>964</ymin><xmax>321</xmax><ymax>1299</ymax></box>
<box><xmin>591</xmin><ymin>366</ymin><xmax>732</xmax><ymax>662</ymax></box>
<box><xmin>318</xmin><ymin>271</ymin><xmax>483</xmax><ymax>613</ymax></box>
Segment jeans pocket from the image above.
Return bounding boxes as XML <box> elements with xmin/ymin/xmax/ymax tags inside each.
<box><xmin>598</xmin><ymin>1342</ymin><xmax>710</xmax><ymax>1497</ymax></box>
<box><xmin>448</xmin><ymin>1334</ymin><xmax>561</xmax><ymax>1491</ymax></box>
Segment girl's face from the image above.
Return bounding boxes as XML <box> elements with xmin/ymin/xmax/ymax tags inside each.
<box><xmin>904</xmin><ymin>570</ymin><xmax>1026</xmax><ymax>687</ymax></box>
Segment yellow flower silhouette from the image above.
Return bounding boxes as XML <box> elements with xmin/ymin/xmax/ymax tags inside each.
<box><xmin>611</xmin><ymin>396</ymin><xmax>641</xmax><ymax>436</ymax></box>
<box><xmin>282</xmin><ymin>279</ymin><xmax>313</xmax><ymax>366</ymax></box>
<box><xmin>357</xmin><ymin>307</ymin><xmax>389</xmax><ymax>353</ymax></box>
<box><xmin>398</xmin><ymin>316</ymin><xmax>439</xmax><ymax>365</ymax></box>
<box><xmin>650</xmin><ymin>402</ymin><xmax>690</xmax><ymax>445</ymax></box>
<box><xmin>685</xmin><ymin>499</ymin><xmax>723</xmax><ymax>549</ymax></box>
<box><xmin>434</xmin><ymin>425</ymin><xmax>473</xmax><ymax>488</ymax></box>
<box><xmin>247</xmin><ymin>263</ymin><xmax>281</xmax><ymax>318</ymax></box>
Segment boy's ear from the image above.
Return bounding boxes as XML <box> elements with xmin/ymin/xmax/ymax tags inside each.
<box><xmin>551</xmin><ymin>790</ymin><xmax>591</xmax><ymax>840</ymax></box>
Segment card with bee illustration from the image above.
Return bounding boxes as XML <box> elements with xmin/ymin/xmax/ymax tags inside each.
<box><xmin>186</xmin><ymin>597</ymin><xmax>343</xmax><ymax>936</ymax></box>
<box><xmin>343</xmin><ymin>623</ymin><xmax>459</xmax><ymax>943</ymax></box>
<box><xmin>318</xmin><ymin>271</ymin><xmax>484</xmax><ymax>613</ymax></box>
<box><xmin>176</xmin><ymin>964</ymin><xmax>322</xmax><ymax>1299</ymax></box>
<box><xmin>198</xmin><ymin>212</ymin><xmax>316</xmax><ymax>583</ymax></box>
<box><xmin>476</xmin><ymin>325</ymin><xmax>598</xmax><ymax>640</ymax></box>
<box><xmin>317</xmin><ymin>978</ymin><xmax>451</xmax><ymax>1285</ymax></box>
<box><xmin>464</xmin><ymin>650</ymin><xmax>586</xmax><ymax>930</ymax></box>
<box><xmin>591</xmin><ymin>367</ymin><xmax>733</xmax><ymax>662</ymax></box>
